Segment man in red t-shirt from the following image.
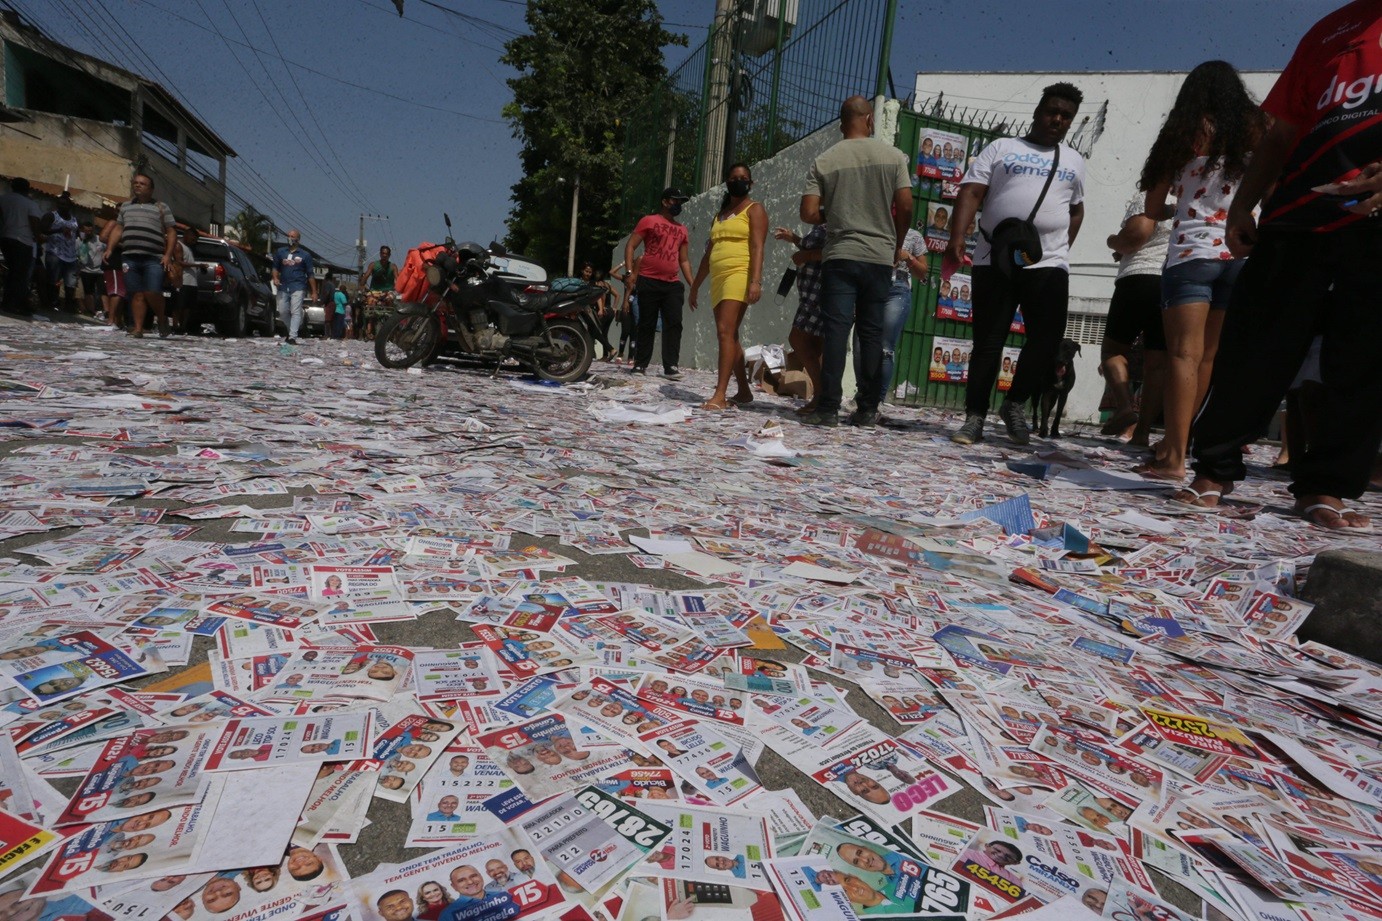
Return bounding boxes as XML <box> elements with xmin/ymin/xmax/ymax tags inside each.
<box><xmin>622</xmin><ymin>187</ymin><xmax>695</xmax><ymax>378</ymax></box>
<box><xmin>1179</xmin><ymin>0</ymin><xmax>1382</xmax><ymax>531</ymax></box>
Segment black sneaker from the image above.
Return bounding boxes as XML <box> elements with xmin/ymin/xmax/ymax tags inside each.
<box><xmin>951</xmin><ymin>415</ymin><xmax>985</xmax><ymax>445</ymax></box>
<box><xmin>799</xmin><ymin>410</ymin><xmax>838</xmax><ymax>427</ymax></box>
<box><xmin>999</xmin><ymin>399</ymin><xmax>1031</xmax><ymax>445</ymax></box>
<box><xmin>661</xmin><ymin>367</ymin><xmax>682</xmax><ymax>380</ymax></box>
<box><xmin>847</xmin><ymin>409</ymin><xmax>879</xmax><ymax>428</ymax></box>
<box><xmin>286</xmin><ymin>337</ymin><xmax>298</xmax><ymax>345</ymax></box>
<box><xmin>631</xmin><ymin>366</ymin><xmax>647</xmax><ymax>375</ymax></box>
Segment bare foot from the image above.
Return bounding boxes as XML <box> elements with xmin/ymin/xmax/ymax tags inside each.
<box><xmin>1134</xmin><ymin>463</ymin><xmax>1185</xmax><ymax>482</ymax></box>
<box><xmin>729</xmin><ymin>390</ymin><xmax>753</xmax><ymax>406</ymax></box>
<box><xmin>1294</xmin><ymin>496</ymin><xmax>1372</xmax><ymax>531</ymax></box>
<box><xmin>700</xmin><ymin>399</ymin><xmax>730</xmax><ymax>411</ymax></box>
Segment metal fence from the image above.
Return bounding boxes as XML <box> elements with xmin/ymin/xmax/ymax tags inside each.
<box><xmin>621</xmin><ymin>0</ymin><xmax>895</xmax><ymax>225</ymax></box>
<box><xmin>887</xmin><ymin>98</ymin><xmax>1104</xmax><ymax>411</ymax></box>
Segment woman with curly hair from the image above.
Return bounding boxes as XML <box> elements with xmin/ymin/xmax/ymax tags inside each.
<box><xmin>1135</xmin><ymin>61</ymin><xmax>1265</xmax><ymax>483</ymax></box>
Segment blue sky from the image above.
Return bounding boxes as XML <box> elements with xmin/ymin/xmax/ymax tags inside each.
<box><xmin>18</xmin><ymin>0</ymin><xmax>1333</xmax><ymax>270</ymax></box>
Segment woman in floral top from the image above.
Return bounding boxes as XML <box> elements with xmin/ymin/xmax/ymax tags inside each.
<box><xmin>1134</xmin><ymin>61</ymin><xmax>1265</xmax><ymax>484</ymax></box>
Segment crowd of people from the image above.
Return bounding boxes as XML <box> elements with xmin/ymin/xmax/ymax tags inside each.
<box><xmin>615</xmin><ymin>0</ymin><xmax>1381</xmax><ymax>533</ymax></box>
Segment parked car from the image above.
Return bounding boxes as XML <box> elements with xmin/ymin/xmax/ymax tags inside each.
<box><xmin>189</xmin><ymin>236</ymin><xmax>275</xmax><ymax>337</ymax></box>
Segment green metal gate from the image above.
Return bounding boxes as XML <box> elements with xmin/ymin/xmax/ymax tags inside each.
<box><xmin>888</xmin><ymin>106</ymin><xmax>1029</xmax><ymax>411</ymax></box>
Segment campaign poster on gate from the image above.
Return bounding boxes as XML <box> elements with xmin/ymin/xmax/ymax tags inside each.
<box><xmin>935</xmin><ymin>273</ymin><xmax>972</xmax><ymax>322</ymax></box>
<box><xmin>916</xmin><ymin>127</ymin><xmax>967</xmax><ymax>181</ymax></box>
<box><xmin>927</xmin><ymin>337</ymin><xmax>970</xmax><ymax>385</ymax></box>
<box><xmin>922</xmin><ymin>203</ymin><xmax>953</xmax><ymax>253</ymax></box>
<box><xmin>997</xmin><ymin>347</ymin><xmax>1022</xmax><ymax>393</ymax></box>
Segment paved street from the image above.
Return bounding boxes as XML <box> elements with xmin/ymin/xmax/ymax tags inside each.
<box><xmin>1</xmin><ymin>315</ymin><xmax>1379</xmax><ymax>921</ymax></box>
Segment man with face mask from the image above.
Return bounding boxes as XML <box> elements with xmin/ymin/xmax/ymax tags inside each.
<box><xmin>622</xmin><ymin>187</ymin><xmax>695</xmax><ymax>379</ymax></box>
<box><xmin>272</xmin><ymin>229</ymin><xmax>318</xmax><ymax>344</ymax></box>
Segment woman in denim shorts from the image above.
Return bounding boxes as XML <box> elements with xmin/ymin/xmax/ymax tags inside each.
<box><xmin>1133</xmin><ymin>62</ymin><xmax>1265</xmax><ymax>483</ymax></box>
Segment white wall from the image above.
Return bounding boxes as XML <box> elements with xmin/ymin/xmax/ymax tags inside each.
<box><xmin>612</xmin><ymin>122</ymin><xmax>839</xmax><ymax>379</ymax></box>
<box><xmin>911</xmin><ymin>71</ymin><xmax>1277</xmax><ymax>422</ymax></box>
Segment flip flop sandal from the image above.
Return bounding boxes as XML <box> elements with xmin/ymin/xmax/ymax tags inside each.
<box><xmin>699</xmin><ymin>401</ymin><xmax>730</xmax><ymax>412</ymax></box>
<box><xmin>1167</xmin><ymin>487</ymin><xmax>1221</xmax><ymax>514</ymax></box>
<box><xmin>1298</xmin><ymin>503</ymin><xmax>1376</xmax><ymax>533</ymax></box>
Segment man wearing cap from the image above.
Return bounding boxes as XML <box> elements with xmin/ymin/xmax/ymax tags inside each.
<box><xmin>622</xmin><ymin>188</ymin><xmax>695</xmax><ymax>379</ymax></box>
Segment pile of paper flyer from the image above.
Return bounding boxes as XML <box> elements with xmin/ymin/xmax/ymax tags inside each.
<box><xmin>0</xmin><ymin>324</ymin><xmax>1378</xmax><ymax>921</ymax></box>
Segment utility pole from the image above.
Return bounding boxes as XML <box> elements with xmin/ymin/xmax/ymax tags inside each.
<box><xmin>699</xmin><ymin>0</ymin><xmax>735</xmax><ymax>193</ymax></box>
<box><xmin>872</xmin><ymin>0</ymin><xmax>901</xmax><ymax>134</ymax></box>
<box><xmin>566</xmin><ymin>175</ymin><xmax>580</xmax><ymax>278</ymax></box>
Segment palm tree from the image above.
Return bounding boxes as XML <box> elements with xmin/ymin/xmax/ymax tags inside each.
<box><xmin>227</xmin><ymin>206</ymin><xmax>273</xmax><ymax>254</ymax></box>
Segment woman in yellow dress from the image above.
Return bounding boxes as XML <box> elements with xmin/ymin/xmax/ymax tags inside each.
<box><xmin>690</xmin><ymin>163</ymin><xmax>768</xmax><ymax>410</ymax></box>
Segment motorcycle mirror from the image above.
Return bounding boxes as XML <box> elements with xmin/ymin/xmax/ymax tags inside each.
<box><xmin>489</xmin><ymin>241</ymin><xmax>507</xmax><ymax>257</ymax></box>
<box><xmin>444</xmin><ymin>213</ymin><xmax>452</xmax><ymax>229</ymax></box>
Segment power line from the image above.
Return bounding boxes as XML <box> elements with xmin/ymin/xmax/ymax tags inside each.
<box><xmin>210</xmin><ymin>0</ymin><xmax>371</xmax><ymax>213</ymax></box>
<box><xmin>63</xmin><ymin>0</ymin><xmax>353</xmax><ymax>248</ymax></box>
<box><xmin>127</xmin><ymin>0</ymin><xmax>504</xmax><ymax>122</ymax></box>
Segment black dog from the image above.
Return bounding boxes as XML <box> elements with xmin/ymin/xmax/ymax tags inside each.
<box><xmin>1032</xmin><ymin>338</ymin><xmax>1082</xmax><ymax>439</ymax></box>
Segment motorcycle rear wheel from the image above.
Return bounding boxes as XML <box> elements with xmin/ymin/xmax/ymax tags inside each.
<box><xmin>375</xmin><ymin>312</ymin><xmax>439</xmax><ymax>369</ymax></box>
<box><xmin>533</xmin><ymin>319</ymin><xmax>593</xmax><ymax>383</ymax></box>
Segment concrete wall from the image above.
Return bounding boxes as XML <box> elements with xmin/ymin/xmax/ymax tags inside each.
<box><xmin>911</xmin><ymin>71</ymin><xmax>1278</xmax><ymax>423</ymax></box>
<box><xmin>613</xmin><ymin>123</ymin><xmax>840</xmax><ymax>380</ymax></box>
<box><xmin>0</xmin><ymin>111</ymin><xmax>133</xmax><ymax>200</ymax></box>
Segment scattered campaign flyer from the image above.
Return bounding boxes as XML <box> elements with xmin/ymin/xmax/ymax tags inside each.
<box><xmin>637</xmin><ymin>719</ymin><xmax>763</xmax><ymax>807</ymax></box>
<box><xmin>348</xmin><ymin>831</ymin><xmax>568</xmax><ymax>921</ymax></box>
<box><xmin>471</xmin><ymin>625</ymin><xmax>590</xmax><ymax>681</ymax></box>
<box><xmin>56</xmin><ymin>724</ymin><xmax>217</xmax><ymax>826</ymax></box>
<box><xmin>203</xmin><ymin>712</ymin><xmax>371</xmax><ymax>772</ymax></box>
<box><xmin>29</xmin><ymin>802</ymin><xmax>207</xmax><ymax>894</ymax></box>
<box><xmin>412</xmin><ymin>647</ymin><xmax>505</xmax><ymax>702</ymax></box>
<box><xmin>476</xmin><ymin>713</ymin><xmax>629</xmax><ymax>802</ymax></box>
<box><xmin>307</xmin><ymin>565</ymin><xmax>400</xmax><ymax>602</ymax></box>
<box><xmin>763</xmin><ymin>855</ymin><xmax>862</xmax><ymax>921</ymax></box>
<box><xmin>800</xmin><ymin>820</ymin><xmax>970</xmax><ymax>918</ymax></box>
<box><xmin>405</xmin><ymin>739</ymin><xmax>515</xmax><ymax>846</ymax></box>
<box><xmin>519</xmin><ymin>786</ymin><xmax>669</xmax><ymax>894</ymax></box>
<box><xmin>0</xmin><ymin>871</ymin><xmax>110</xmax><ymax>921</ymax></box>
<box><xmin>0</xmin><ymin>809</ymin><xmax>59</xmax><ymax>876</ymax></box>
<box><xmin>3</xmin><ymin>631</ymin><xmax>150</xmax><ymax>704</ymax></box>
<box><xmin>637</xmin><ymin>802</ymin><xmax>772</xmax><ymax>889</ymax></box>
<box><xmin>371</xmin><ymin>714</ymin><xmax>463</xmax><ymax>802</ymax></box>
<box><xmin>763</xmin><ymin>722</ymin><xmax>953</xmax><ymax>826</ymax></box>
<box><xmin>203</xmin><ymin>595</ymin><xmax>322</xmax><ymax>631</ymax></box>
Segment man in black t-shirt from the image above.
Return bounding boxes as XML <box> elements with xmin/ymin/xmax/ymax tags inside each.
<box><xmin>1177</xmin><ymin>1</ymin><xmax>1381</xmax><ymax>531</ymax></box>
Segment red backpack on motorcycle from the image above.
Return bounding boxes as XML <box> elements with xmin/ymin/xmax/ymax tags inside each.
<box><xmin>394</xmin><ymin>243</ymin><xmax>446</xmax><ymax>302</ymax></box>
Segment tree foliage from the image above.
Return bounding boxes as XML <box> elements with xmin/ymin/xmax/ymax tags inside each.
<box><xmin>501</xmin><ymin>0</ymin><xmax>684</xmax><ymax>273</ymax></box>
<box><xmin>227</xmin><ymin>205</ymin><xmax>273</xmax><ymax>255</ymax></box>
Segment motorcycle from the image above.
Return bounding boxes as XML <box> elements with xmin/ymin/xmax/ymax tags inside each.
<box><xmin>374</xmin><ymin>216</ymin><xmax>601</xmax><ymax>383</ymax></box>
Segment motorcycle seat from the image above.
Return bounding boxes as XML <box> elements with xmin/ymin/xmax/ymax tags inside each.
<box><xmin>518</xmin><ymin>284</ymin><xmax>598</xmax><ymax>313</ymax></box>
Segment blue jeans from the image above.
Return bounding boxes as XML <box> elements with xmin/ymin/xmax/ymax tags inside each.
<box><xmin>1161</xmin><ymin>257</ymin><xmax>1244</xmax><ymax>310</ymax></box>
<box><xmin>122</xmin><ymin>254</ymin><xmax>163</xmax><ymax>295</ymax></box>
<box><xmin>819</xmin><ymin>259</ymin><xmax>892</xmax><ymax>415</ymax></box>
<box><xmin>853</xmin><ymin>278</ymin><xmax>911</xmax><ymax>405</ymax></box>
<box><xmin>278</xmin><ymin>287</ymin><xmax>305</xmax><ymax>338</ymax></box>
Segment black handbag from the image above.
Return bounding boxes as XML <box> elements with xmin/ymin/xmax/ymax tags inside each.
<box><xmin>982</xmin><ymin>144</ymin><xmax>1061</xmax><ymax>277</ymax></box>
